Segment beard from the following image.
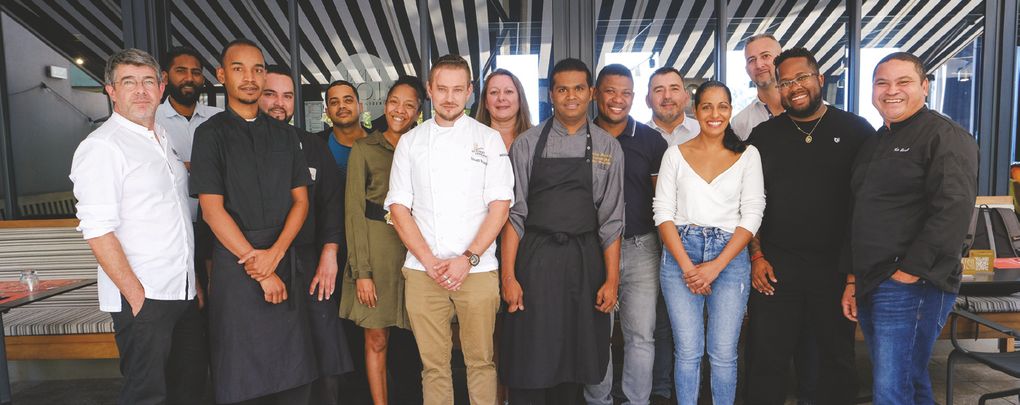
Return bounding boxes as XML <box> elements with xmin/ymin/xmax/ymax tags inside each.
<box><xmin>784</xmin><ymin>95</ymin><xmax>823</xmax><ymax>119</ymax></box>
<box><xmin>168</xmin><ymin>81</ymin><xmax>201</xmax><ymax>105</ymax></box>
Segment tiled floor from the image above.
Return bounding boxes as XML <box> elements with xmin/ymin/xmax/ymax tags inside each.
<box><xmin>7</xmin><ymin>340</ymin><xmax>1019</xmax><ymax>404</ymax></box>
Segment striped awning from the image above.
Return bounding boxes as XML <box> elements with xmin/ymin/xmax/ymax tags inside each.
<box><xmin>597</xmin><ymin>0</ymin><xmax>985</xmax><ymax>79</ymax></box>
<box><xmin>0</xmin><ymin>0</ymin><xmax>987</xmax><ymax>85</ymax></box>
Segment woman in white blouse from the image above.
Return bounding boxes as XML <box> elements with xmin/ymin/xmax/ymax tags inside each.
<box><xmin>652</xmin><ymin>80</ymin><xmax>765</xmax><ymax>405</ymax></box>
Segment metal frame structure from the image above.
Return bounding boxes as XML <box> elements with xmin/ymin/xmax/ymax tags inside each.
<box><xmin>0</xmin><ymin>0</ymin><xmax>1017</xmax><ymax>217</ymax></box>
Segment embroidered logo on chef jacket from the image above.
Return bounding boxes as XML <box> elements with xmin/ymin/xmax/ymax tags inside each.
<box><xmin>894</xmin><ymin>147</ymin><xmax>911</xmax><ymax>152</ymax></box>
<box><xmin>470</xmin><ymin>143</ymin><xmax>488</xmax><ymax>165</ymax></box>
<box><xmin>308</xmin><ymin>167</ymin><xmax>317</xmax><ymax>181</ymax></box>
<box><xmin>834</xmin><ymin>137</ymin><xmax>841</xmax><ymax>143</ymax></box>
<box><xmin>592</xmin><ymin>152</ymin><xmax>613</xmax><ymax>168</ymax></box>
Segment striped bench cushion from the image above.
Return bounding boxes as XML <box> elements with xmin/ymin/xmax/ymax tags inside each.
<box><xmin>3</xmin><ymin>305</ymin><xmax>113</xmax><ymax>336</ymax></box>
<box><xmin>0</xmin><ymin>227</ymin><xmax>109</xmax><ymax>336</ymax></box>
<box><xmin>956</xmin><ymin>293</ymin><xmax>1020</xmax><ymax>313</ymax></box>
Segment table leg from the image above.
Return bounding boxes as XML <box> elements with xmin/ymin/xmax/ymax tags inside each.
<box><xmin>0</xmin><ymin>313</ymin><xmax>11</xmax><ymax>404</ymax></box>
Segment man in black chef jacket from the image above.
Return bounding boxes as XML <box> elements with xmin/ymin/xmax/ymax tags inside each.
<box><xmin>258</xmin><ymin>64</ymin><xmax>355</xmax><ymax>404</ymax></box>
<box><xmin>190</xmin><ymin>39</ymin><xmax>318</xmax><ymax>405</ymax></box>
<box><xmin>841</xmin><ymin>52</ymin><xmax>978</xmax><ymax>404</ymax></box>
<box><xmin>499</xmin><ymin>58</ymin><xmax>625</xmax><ymax>405</ymax></box>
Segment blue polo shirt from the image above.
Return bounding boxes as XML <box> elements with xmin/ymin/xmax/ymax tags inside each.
<box><xmin>614</xmin><ymin>117</ymin><xmax>669</xmax><ymax>238</ymax></box>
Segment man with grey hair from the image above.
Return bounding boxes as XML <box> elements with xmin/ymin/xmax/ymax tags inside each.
<box><xmin>70</xmin><ymin>48</ymin><xmax>207</xmax><ymax>404</ymax></box>
<box><xmin>732</xmin><ymin>34</ymin><xmax>785</xmax><ymax>140</ymax></box>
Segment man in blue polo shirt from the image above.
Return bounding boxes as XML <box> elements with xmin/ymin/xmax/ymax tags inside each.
<box><xmin>585</xmin><ymin>63</ymin><xmax>669</xmax><ymax>405</ymax></box>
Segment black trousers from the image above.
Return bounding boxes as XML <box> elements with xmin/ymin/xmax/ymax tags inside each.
<box><xmin>508</xmin><ymin>383</ymin><xmax>582</xmax><ymax>405</ymax></box>
<box><xmin>110</xmin><ymin>297</ymin><xmax>208</xmax><ymax>405</ymax></box>
<box><xmin>744</xmin><ymin>267</ymin><xmax>857</xmax><ymax>405</ymax></box>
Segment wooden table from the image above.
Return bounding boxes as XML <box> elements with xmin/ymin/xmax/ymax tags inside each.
<box><xmin>0</xmin><ymin>279</ymin><xmax>96</xmax><ymax>405</ymax></box>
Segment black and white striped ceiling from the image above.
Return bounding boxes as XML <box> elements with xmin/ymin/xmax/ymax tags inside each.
<box><xmin>0</xmin><ymin>0</ymin><xmax>986</xmax><ymax>86</ymax></box>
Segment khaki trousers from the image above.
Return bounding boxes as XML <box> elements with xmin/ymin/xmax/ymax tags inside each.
<box><xmin>403</xmin><ymin>268</ymin><xmax>500</xmax><ymax>405</ymax></box>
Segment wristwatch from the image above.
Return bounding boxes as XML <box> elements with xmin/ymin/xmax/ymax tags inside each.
<box><xmin>463</xmin><ymin>250</ymin><xmax>480</xmax><ymax>267</ymax></box>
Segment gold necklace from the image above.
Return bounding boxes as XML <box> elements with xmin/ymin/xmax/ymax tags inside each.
<box><xmin>790</xmin><ymin>108</ymin><xmax>827</xmax><ymax>143</ymax></box>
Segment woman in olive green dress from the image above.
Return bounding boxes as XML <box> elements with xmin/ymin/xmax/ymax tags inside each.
<box><xmin>340</xmin><ymin>76</ymin><xmax>425</xmax><ymax>405</ymax></box>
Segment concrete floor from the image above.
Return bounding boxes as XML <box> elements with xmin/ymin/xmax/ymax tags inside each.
<box><xmin>6</xmin><ymin>340</ymin><xmax>1019</xmax><ymax>404</ymax></box>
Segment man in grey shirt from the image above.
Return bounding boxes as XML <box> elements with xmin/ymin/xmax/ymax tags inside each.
<box><xmin>499</xmin><ymin>58</ymin><xmax>624</xmax><ymax>404</ymax></box>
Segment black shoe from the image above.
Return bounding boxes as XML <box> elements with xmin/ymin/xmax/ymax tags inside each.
<box><xmin>650</xmin><ymin>394</ymin><xmax>674</xmax><ymax>405</ymax></box>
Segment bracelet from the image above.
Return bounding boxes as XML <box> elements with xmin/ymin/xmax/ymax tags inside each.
<box><xmin>750</xmin><ymin>252</ymin><xmax>765</xmax><ymax>262</ymax></box>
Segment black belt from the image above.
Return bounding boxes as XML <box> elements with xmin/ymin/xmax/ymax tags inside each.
<box><xmin>365</xmin><ymin>200</ymin><xmax>387</xmax><ymax>222</ymax></box>
<box><xmin>528</xmin><ymin>229</ymin><xmax>596</xmax><ymax>245</ymax></box>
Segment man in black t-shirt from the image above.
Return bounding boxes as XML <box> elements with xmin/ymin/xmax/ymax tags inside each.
<box><xmin>744</xmin><ymin>48</ymin><xmax>875</xmax><ymax>405</ymax></box>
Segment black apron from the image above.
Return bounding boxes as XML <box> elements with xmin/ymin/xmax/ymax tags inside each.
<box><xmin>294</xmin><ymin>243</ymin><xmax>354</xmax><ymax>377</ymax></box>
<box><xmin>209</xmin><ymin>227</ymin><xmax>318</xmax><ymax>404</ymax></box>
<box><xmin>499</xmin><ymin>120</ymin><xmax>611</xmax><ymax>389</ymax></box>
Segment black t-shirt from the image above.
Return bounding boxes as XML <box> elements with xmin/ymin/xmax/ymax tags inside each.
<box><xmin>615</xmin><ymin>117</ymin><xmax>669</xmax><ymax>238</ymax></box>
<box><xmin>748</xmin><ymin>106</ymin><xmax>875</xmax><ymax>272</ymax></box>
<box><xmin>190</xmin><ymin>108</ymin><xmax>312</xmax><ymax>232</ymax></box>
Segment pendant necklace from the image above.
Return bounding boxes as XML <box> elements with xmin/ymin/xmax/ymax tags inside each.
<box><xmin>791</xmin><ymin>108</ymin><xmax>826</xmax><ymax>144</ymax></box>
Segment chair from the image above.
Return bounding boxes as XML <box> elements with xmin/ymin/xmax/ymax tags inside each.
<box><xmin>946</xmin><ymin>309</ymin><xmax>1020</xmax><ymax>405</ymax></box>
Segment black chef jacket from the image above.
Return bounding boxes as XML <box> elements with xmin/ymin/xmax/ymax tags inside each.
<box><xmin>189</xmin><ymin>108</ymin><xmax>312</xmax><ymax>231</ymax></box>
<box><xmin>844</xmin><ymin>107</ymin><xmax>978</xmax><ymax>295</ymax></box>
<box><xmin>294</xmin><ymin>130</ymin><xmax>342</xmax><ymax>248</ymax></box>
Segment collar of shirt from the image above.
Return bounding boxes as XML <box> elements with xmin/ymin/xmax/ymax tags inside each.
<box><xmin>428</xmin><ymin>113</ymin><xmax>471</xmax><ymax>132</ymax></box>
<box><xmin>109</xmin><ymin>112</ymin><xmax>156</xmax><ymax>137</ymax></box>
<box><xmin>551</xmin><ymin>116</ymin><xmax>593</xmax><ymax>135</ymax></box>
<box><xmin>158</xmin><ymin>97</ymin><xmax>219</xmax><ymax>120</ymax></box>
<box><xmin>885</xmin><ymin>106</ymin><xmax>928</xmax><ymax>133</ymax></box>
<box><xmin>619</xmin><ymin>117</ymin><xmax>639</xmax><ymax>137</ymax></box>
<box><xmin>648</xmin><ymin>115</ymin><xmax>698</xmax><ymax>136</ymax></box>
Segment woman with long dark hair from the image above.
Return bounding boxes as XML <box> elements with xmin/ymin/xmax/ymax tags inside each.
<box><xmin>653</xmin><ymin>81</ymin><xmax>765</xmax><ymax>404</ymax></box>
<box><xmin>340</xmin><ymin>75</ymin><xmax>425</xmax><ymax>405</ymax></box>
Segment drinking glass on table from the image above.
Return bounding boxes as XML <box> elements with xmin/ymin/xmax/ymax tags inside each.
<box><xmin>19</xmin><ymin>270</ymin><xmax>39</xmax><ymax>292</ymax></box>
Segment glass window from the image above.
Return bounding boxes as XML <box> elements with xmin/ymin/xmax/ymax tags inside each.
<box><xmin>3</xmin><ymin>12</ymin><xmax>111</xmax><ymax>219</ymax></box>
<box><xmin>860</xmin><ymin>0</ymin><xmax>984</xmax><ymax>130</ymax></box>
<box><xmin>594</xmin><ymin>1</ymin><xmax>717</xmax><ymax>123</ymax></box>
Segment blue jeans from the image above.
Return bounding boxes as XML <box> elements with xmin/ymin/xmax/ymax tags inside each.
<box><xmin>585</xmin><ymin>232</ymin><xmax>661</xmax><ymax>405</ymax></box>
<box><xmin>660</xmin><ymin>225</ymin><xmax>750</xmax><ymax>405</ymax></box>
<box><xmin>857</xmin><ymin>278</ymin><xmax>956</xmax><ymax>405</ymax></box>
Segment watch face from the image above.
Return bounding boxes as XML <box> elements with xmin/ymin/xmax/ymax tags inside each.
<box><xmin>469</xmin><ymin>254</ymin><xmax>480</xmax><ymax>266</ymax></box>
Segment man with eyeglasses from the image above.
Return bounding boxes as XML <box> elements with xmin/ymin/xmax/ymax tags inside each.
<box><xmin>744</xmin><ymin>47</ymin><xmax>874</xmax><ymax>405</ymax></box>
<box><xmin>70</xmin><ymin>48</ymin><xmax>207</xmax><ymax>404</ymax></box>
<box><xmin>732</xmin><ymin>34</ymin><xmax>785</xmax><ymax>140</ymax></box>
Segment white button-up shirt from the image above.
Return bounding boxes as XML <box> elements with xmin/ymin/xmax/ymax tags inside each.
<box><xmin>70</xmin><ymin>113</ymin><xmax>196</xmax><ymax>312</ymax></box>
<box><xmin>649</xmin><ymin>115</ymin><xmax>700</xmax><ymax>146</ymax></box>
<box><xmin>384</xmin><ymin>115</ymin><xmax>514</xmax><ymax>273</ymax></box>
<box><xmin>155</xmin><ymin>98</ymin><xmax>223</xmax><ymax>221</ymax></box>
<box><xmin>731</xmin><ymin>98</ymin><xmax>773</xmax><ymax>141</ymax></box>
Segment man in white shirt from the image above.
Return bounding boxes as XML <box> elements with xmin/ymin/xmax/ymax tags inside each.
<box><xmin>155</xmin><ymin>46</ymin><xmax>223</xmax><ymax>299</ymax></box>
<box><xmin>385</xmin><ymin>54</ymin><xmax>513</xmax><ymax>405</ymax></box>
<box><xmin>646</xmin><ymin>67</ymin><xmax>700</xmax><ymax>146</ymax></box>
<box><xmin>69</xmin><ymin>48</ymin><xmax>205</xmax><ymax>405</ymax></box>
<box><xmin>155</xmin><ymin>46</ymin><xmax>222</xmax><ymax>172</ymax></box>
<box><xmin>731</xmin><ymin>34</ymin><xmax>785</xmax><ymax>140</ymax></box>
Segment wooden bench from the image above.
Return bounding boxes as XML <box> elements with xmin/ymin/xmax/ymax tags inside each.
<box><xmin>0</xmin><ymin>220</ymin><xmax>117</xmax><ymax>360</ymax></box>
